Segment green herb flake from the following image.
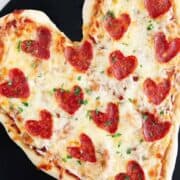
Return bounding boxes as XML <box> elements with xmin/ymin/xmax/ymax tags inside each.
<box><xmin>62</xmin><ymin>158</ymin><xmax>67</xmax><ymax>163</ymax></box>
<box><xmin>18</xmin><ymin>107</ymin><xmax>23</xmax><ymax>113</ymax></box>
<box><xmin>66</xmin><ymin>155</ymin><xmax>72</xmax><ymax>159</ymax></box>
<box><xmin>77</xmin><ymin>160</ymin><xmax>82</xmax><ymax>165</ymax></box>
<box><xmin>140</xmin><ymin>64</ymin><xmax>143</xmax><ymax>68</ymax></box>
<box><xmin>159</xmin><ymin>110</ymin><xmax>164</xmax><ymax>115</ymax></box>
<box><xmin>86</xmin><ymin>110</ymin><xmax>92</xmax><ymax>120</ymax></box>
<box><xmin>126</xmin><ymin>148</ymin><xmax>132</xmax><ymax>154</ymax></box>
<box><xmin>96</xmin><ymin>96</ymin><xmax>100</xmax><ymax>100</ymax></box>
<box><xmin>53</xmin><ymin>88</ymin><xmax>57</xmax><ymax>92</ymax></box>
<box><xmin>17</xmin><ymin>40</ymin><xmax>22</xmax><ymax>52</ymax></box>
<box><xmin>105</xmin><ymin>11</ymin><xmax>115</xmax><ymax>19</ymax></box>
<box><xmin>22</xmin><ymin>102</ymin><xmax>29</xmax><ymax>107</ymax></box>
<box><xmin>77</xmin><ymin>76</ymin><xmax>81</xmax><ymax>81</ymax></box>
<box><xmin>85</xmin><ymin>88</ymin><xmax>92</xmax><ymax>95</ymax></box>
<box><xmin>117</xmin><ymin>142</ymin><xmax>121</xmax><ymax>148</ymax></box>
<box><xmin>139</xmin><ymin>139</ymin><xmax>144</xmax><ymax>143</ymax></box>
<box><xmin>147</xmin><ymin>23</ymin><xmax>154</xmax><ymax>31</ymax></box>
<box><xmin>74</xmin><ymin>87</ymin><xmax>81</xmax><ymax>96</ymax></box>
<box><xmin>109</xmin><ymin>133</ymin><xmax>122</xmax><ymax>138</ymax></box>
<box><xmin>80</xmin><ymin>99</ymin><xmax>88</xmax><ymax>105</ymax></box>
<box><xmin>100</xmin><ymin>70</ymin><xmax>104</xmax><ymax>74</ymax></box>
<box><xmin>142</xmin><ymin>114</ymin><xmax>148</xmax><ymax>120</ymax></box>
<box><xmin>128</xmin><ymin>98</ymin><xmax>133</xmax><ymax>103</ymax></box>
<box><xmin>95</xmin><ymin>109</ymin><xmax>99</xmax><ymax>115</ymax></box>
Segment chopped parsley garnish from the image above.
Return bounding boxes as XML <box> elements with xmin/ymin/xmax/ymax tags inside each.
<box><xmin>142</xmin><ymin>114</ymin><xmax>148</xmax><ymax>120</ymax></box>
<box><xmin>77</xmin><ymin>76</ymin><xmax>81</xmax><ymax>81</ymax></box>
<box><xmin>159</xmin><ymin>110</ymin><xmax>164</xmax><ymax>115</ymax></box>
<box><xmin>95</xmin><ymin>109</ymin><xmax>99</xmax><ymax>115</ymax></box>
<box><xmin>105</xmin><ymin>11</ymin><xmax>115</xmax><ymax>19</ymax></box>
<box><xmin>77</xmin><ymin>160</ymin><xmax>82</xmax><ymax>165</ymax></box>
<box><xmin>74</xmin><ymin>87</ymin><xmax>81</xmax><ymax>95</ymax></box>
<box><xmin>22</xmin><ymin>102</ymin><xmax>29</xmax><ymax>107</ymax></box>
<box><xmin>139</xmin><ymin>139</ymin><xmax>144</xmax><ymax>143</ymax></box>
<box><xmin>126</xmin><ymin>148</ymin><xmax>132</xmax><ymax>154</ymax></box>
<box><xmin>100</xmin><ymin>70</ymin><xmax>104</xmax><ymax>74</ymax></box>
<box><xmin>96</xmin><ymin>96</ymin><xmax>100</xmax><ymax>100</ymax></box>
<box><xmin>62</xmin><ymin>155</ymin><xmax>72</xmax><ymax>162</ymax></box>
<box><xmin>53</xmin><ymin>88</ymin><xmax>57</xmax><ymax>92</ymax></box>
<box><xmin>140</xmin><ymin>64</ymin><xmax>143</xmax><ymax>68</ymax></box>
<box><xmin>117</xmin><ymin>142</ymin><xmax>121</xmax><ymax>148</ymax></box>
<box><xmin>128</xmin><ymin>98</ymin><xmax>133</xmax><ymax>103</ymax></box>
<box><xmin>121</xmin><ymin>42</ymin><xmax>128</xmax><ymax>46</ymax></box>
<box><xmin>147</xmin><ymin>23</ymin><xmax>154</xmax><ymax>31</ymax></box>
<box><xmin>109</xmin><ymin>133</ymin><xmax>122</xmax><ymax>138</ymax></box>
<box><xmin>85</xmin><ymin>88</ymin><xmax>92</xmax><ymax>95</ymax></box>
<box><xmin>66</xmin><ymin>155</ymin><xmax>72</xmax><ymax>159</ymax></box>
<box><xmin>86</xmin><ymin>110</ymin><xmax>92</xmax><ymax>120</ymax></box>
<box><xmin>80</xmin><ymin>99</ymin><xmax>88</xmax><ymax>105</ymax></box>
<box><xmin>17</xmin><ymin>40</ymin><xmax>22</xmax><ymax>52</ymax></box>
<box><xmin>18</xmin><ymin>107</ymin><xmax>23</xmax><ymax>113</ymax></box>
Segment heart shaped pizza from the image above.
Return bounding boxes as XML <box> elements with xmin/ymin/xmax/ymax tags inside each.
<box><xmin>0</xmin><ymin>0</ymin><xmax>179</xmax><ymax>179</ymax></box>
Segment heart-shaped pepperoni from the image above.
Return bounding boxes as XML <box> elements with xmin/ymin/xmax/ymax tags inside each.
<box><xmin>104</xmin><ymin>12</ymin><xmax>131</xmax><ymax>40</ymax></box>
<box><xmin>0</xmin><ymin>68</ymin><xmax>30</xmax><ymax>98</ymax></box>
<box><xmin>67</xmin><ymin>133</ymin><xmax>96</xmax><ymax>163</ymax></box>
<box><xmin>25</xmin><ymin>109</ymin><xmax>53</xmax><ymax>139</ymax></box>
<box><xmin>21</xmin><ymin>26</ymin><xmax>51</xmax><ymax>60</ymax></box>
<box><xmin>142</xmin><ymin>112</ymin><xmax>171</xmax><ymax>142</ymax></box>
<box><xmin>143</xmin><ymin>78</ymin><xmax>171</xmax><ymax>105</ymax></box>
<box><xmin>154</xmin><ymin>32</ymin><xmax>180</xmax><ymax>63</ymax></box>
<box><xmin>55</xmin><ymin>85</ymin><xmax>84</xmax><ymax>115</ymax></box>
<box><xmin>90</xmin><ymin>103</ymin><xmax>119</xmax><ymax>134</ymax></box>
<box><xmin>115</xmin><ymin>160</ymin><xmax>145</xmax><ymax>180</ymax></box>
<box><xmin>64</xmin><ymin>41</ymin><xmax>93</xmax><ymax>72</ymax></box>
<box><xmin>144</xmin><ymin>0</ymin><xmax>171</xmax><ymax>18</ymax></box>
<box><xmin>108</xmin><ymin>50</ymin><xmax>138</xmax><ymax>80</ymax></box>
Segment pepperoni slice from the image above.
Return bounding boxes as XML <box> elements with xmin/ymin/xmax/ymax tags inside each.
<box><xmin>25</xmin><ymin>109</ymin><xmax>53</xmax><ymax>139</ymax></box>
<box><xmin>104</xmin><ymin>12</ymin><xmax>131</xmax><ymax>40</ymax></box>
<box><xmin>21</xmin><ymin>26</ymin><xmax>51</xmax><ymax>60</ymax></box>
<box><xmin>108</xmin><ymin>50</ymin><xmax>138</xmax><ymax>80</ymax></box>
<box><xmin>64</xmin><ymin>41</ymin><xmax>93</xmax><ymax>72</ymax></box>
<box><xmin>115</xmin><ymin>160</ymin><xmax>145</xmax><ymax>180</ymax></box>
<box><xmin>0</xmin><ymin>68</ymin><xmax>30</xmax><ymax>98</ymax></box>
<box><xmin>142</xmin><ymin>112</ymin><xmax>171</xmax><ymax>142</ymax></box>
<box><xmin>143</xmin><ymin>78</ymin><xmax>171</xmax><ymax>105</ymax></box>
<box><xmin>55</xmin><ymin>85</ymin><xmax>84</xmax><ymax>115</ymax></box>
<box><xmin>144</xmin><ymin>0</ymin><xmax>171</xmax><ymax>18</ymax></box>
<box><xmin>154</xmin><ymin>32</ymin><xmax>180</xmax><ymax>63</ymax></box>
<box><xmin>67</xmin><ymin>133</ymin><xmax>96</xmax><ymax>163</ymax></box>
<box><xmin>90</xmin><ymin>103</ymin><xmax>119</xmax><ymax>134</ymax></box>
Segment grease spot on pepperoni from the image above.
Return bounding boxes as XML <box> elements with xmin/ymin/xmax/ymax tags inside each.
<box><xmin>67</xmin><ymin>133</ymin><xmax>96</xmax><ymax>163</ymax></box>
<box><xmin>154</xmin><ymin>32</ymin><xmax>180</xmax><ymax>63</ymax></box>
<box><xmin>55</xmin><ymin>85</ymin><xmax>84</xmax><ymax>115</ymax></box>
<box><xmin>21</xmin><ymin>26</ymin><xmax>51</xmax><ymax>60</ymax></box>
<box><xmin>0</xmin><ymin>68</ymin><xmax>30</xmax><ymax>98</ymax></box>
<box><xmin>144</xmin><ymin>0</ymin><xmax>171</xmax><ymax>18</ymax></box>
<box><xmin>104</xmin><ymin>12</ymin><xmax>131</xmax><ymax>40</ymax></box>
<box><xmin>64</xmin><ymin>41</ymin><xmax>93</xmax><ymax>72</ymax></box>
<box><xmin>143</xmin><ymin>78</ymin><xmax>171</xmax><ymax>105</ymax></box>
<box><xmin>115</xmin><ymin>160</ymin><xmax>145</xmax><ymax>180</ymax></box>
<box><xmin>108</xmin><ymin>50</ymin><xmax>138</xmax><ymax>80</ymax></box>
<box><xmin>142</xmin><ymin>112</ymin><xmax>171</xmax><ymax>142</ymax></box>
<box><xmin>91</xmin><ymin>103</ymin><xmax>119</xmax><ymax>134</ymax></box>
<box><xmin>25</xmin><ymin>109</ymin><xmax>53</xmax><ymax>139</ymax></box>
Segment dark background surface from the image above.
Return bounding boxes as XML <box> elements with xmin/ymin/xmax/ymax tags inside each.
<box><xmin>0</xmin><ymin>0</ymin><xmax>179</xmax><ymax>179</ymax></box>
